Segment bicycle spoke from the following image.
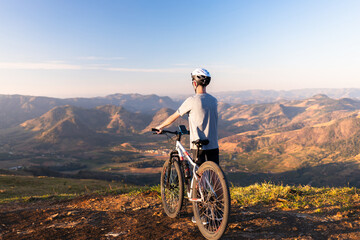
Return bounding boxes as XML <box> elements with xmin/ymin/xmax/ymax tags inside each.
<box><xmin>195</xmin><ymin>168</ymin><xmax>227</xmax><ymax>233</ymax></box>
<box><xmin>163</xmin><ymin>163</ymin><xmax>180</xmax><ymax>213</ymax></box>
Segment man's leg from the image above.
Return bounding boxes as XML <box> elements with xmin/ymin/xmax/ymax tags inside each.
<box><xmin>204</xmin><ymin>148</ymin><xmax>219</xmax><ymax>165</ymax></box>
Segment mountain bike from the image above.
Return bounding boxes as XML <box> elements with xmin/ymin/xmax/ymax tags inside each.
<box><xmin>152</xmin><ymin>125</ymin><xmax>230</xmax><ymax>240</ymax></box>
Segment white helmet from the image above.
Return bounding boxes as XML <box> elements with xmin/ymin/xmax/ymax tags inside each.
<box><xmin>191</xmin><ymin>68</ymin><xmax>211</xmax><ymax>86</ymax></box>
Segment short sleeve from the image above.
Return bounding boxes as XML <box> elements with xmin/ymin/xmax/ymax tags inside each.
<box><xmin>177</xmin><ymin>97</ymin><xmax>193</xmax><ymax>116</ymax></box>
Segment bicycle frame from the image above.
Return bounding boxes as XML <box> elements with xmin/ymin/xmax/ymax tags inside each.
<box><xmin>175</xmin><ymin>140</ymin><xmax>216</xmax><ymax>202</ymax></box>
<box><xmin>152</xmin><ymin>127</ymin><xmax>216</xmax><ymax>201</ymax></box>
<box><xmin>154</xmin><ymin>126</ymin><xmax>230</xmax><ymax>239</ymax></box>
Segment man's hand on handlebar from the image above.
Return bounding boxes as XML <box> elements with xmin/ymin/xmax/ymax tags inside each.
<box><xmin>152</xmin><ymin>127</ymin><xmax>178</xmax><ymax>135</ymax></box>
<box><xmin>152</xmin><ymin>127</ymin><xmax>163</xmax><ymax>134</ymax></box>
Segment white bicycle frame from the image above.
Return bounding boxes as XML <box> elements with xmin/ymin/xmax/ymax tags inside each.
<box><xmin>175</xmin><ymin>140</ymin><xmax>216</xmax><ymax>201</ymax></box>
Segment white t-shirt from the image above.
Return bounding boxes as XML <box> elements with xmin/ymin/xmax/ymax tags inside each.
<box><xmin>177</xmin><ymin>93</ymin><xmax>218</xmax><ymax>150</ymax></box>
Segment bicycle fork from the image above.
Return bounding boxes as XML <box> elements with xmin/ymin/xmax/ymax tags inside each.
<box><xmin>165</xmin><ymin>160</ymin><xmax>172</xmax><ymax>189</ymax></box>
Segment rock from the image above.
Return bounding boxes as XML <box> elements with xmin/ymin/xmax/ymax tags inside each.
<box><xmin>48</xmin><ymin>213</ymin><xmax>59</xmax><ymax>221</ymax></box>
<box><xmin>244</xmin><ymin>228</ymin><xmax>254</xmax><ymax>232</ymax></box>
<box><xmin>152</xmin><ymin>211</ymin><xmax>162</xmax><ymax>217</ymax></box>
<box><xmin>105</xmin><ymin>232</ymin><xmax>127</xmax><ymax>237</ymax></box>
<box><xmin>67</xmin><ymin>211</ymin><xmax>78</xmax><ymax>216</ymax></box>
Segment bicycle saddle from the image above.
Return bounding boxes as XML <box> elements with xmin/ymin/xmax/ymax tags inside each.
<box><xmin>192</xmin><ymin>139</ymin><xmax>209</xmax><ymax>147</ymax></box>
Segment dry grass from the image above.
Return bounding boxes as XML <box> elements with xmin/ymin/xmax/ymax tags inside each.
<box><xmin>2</xmin><ymin>174</ymin><xmax>359</xmax><ymax>215</ymax></box>
<box><xmin>0</xmin><ymin>174</ymin><xmax>136</xmax><ymax>203</ymax></box>
<box><xmin>231</xmin><ymin>182</ymin><xmax>360</xmax><ymax>212</ymax></box>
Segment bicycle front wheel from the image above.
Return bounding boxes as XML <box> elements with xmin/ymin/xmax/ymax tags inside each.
<box><xmin>192</xmin><ymin>161</ymin><xmax>230</xmax><ymax>240</ymax></box>
<box><xmin>161</xmin><ymin>156</ymin><xmax>184</xmax><ymax>218</ymax></box>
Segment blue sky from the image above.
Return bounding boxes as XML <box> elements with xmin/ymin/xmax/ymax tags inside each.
<box><xmin>0</xmin><ymin>0</ymin><xmax>359</xmax><ymax>97</ymax></box>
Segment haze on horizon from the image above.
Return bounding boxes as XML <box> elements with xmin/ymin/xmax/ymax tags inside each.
<box><xmin>1</xmin><ymin>0</ymin><xmax>360</xmax><ymax>98</ymax></box>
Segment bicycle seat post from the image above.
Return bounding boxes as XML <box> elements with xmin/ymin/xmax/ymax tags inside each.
<box><xmin>192</xmin><ymin>139</ymin><xmax>209</xmax><ymax>165</ymax></box>
<box><xmin>195</xmin><ymin>144</ymin><xmax>200</xmax><ymax>163</ymax></box>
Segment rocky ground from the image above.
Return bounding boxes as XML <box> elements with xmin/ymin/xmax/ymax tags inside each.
<box><xmin>0</xmin><ymin>191</ymin><xmax>359</xmax><ymax>239</ymax></box>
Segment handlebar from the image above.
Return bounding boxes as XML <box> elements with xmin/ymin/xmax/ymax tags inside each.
<box><xmin>151</xmin><ymin>128</ymin><xmax>178</xmax><ymax>135</ymax></box>
<box><xmin>152</xmin><ymin>125</ymin><xmax>189</xmax><ymax>142</ymax></box>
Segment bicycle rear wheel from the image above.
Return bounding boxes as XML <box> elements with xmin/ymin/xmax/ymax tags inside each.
<box><xmin>192</xmin><ymin>161</ymin><xmax>230</xmax><ymax>240</ymax></box>
<box><xmin>161</xmin><ymin>156</ymin><xmax>184</xmax><ymax>218</ymax></box>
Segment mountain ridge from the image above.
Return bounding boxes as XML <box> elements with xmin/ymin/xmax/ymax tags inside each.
<box><xmin>3</xmin><ymin>92</ymin><xmax>360</xmax><ymax>187</ymax></box>
<box><xmin>0</xmin><ymin>93</ymin><xmax>179</xmax><ymax>129</ymax></box>
<box><xmin>212</xmin><ymin>88</ymin><xmax>360</xmax><ymax>104</ymax></box>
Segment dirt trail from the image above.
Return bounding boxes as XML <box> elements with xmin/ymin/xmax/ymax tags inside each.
<box><xmin>0</xmin><ymin>191</ymin><xmax>359</xmax><ymax>239</ymax></box>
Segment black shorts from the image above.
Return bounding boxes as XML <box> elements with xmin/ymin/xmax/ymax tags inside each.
<box><xmin>191</xmin><ymin>148</ymin><xmax>219</xmax><ymax>166</ymax></box>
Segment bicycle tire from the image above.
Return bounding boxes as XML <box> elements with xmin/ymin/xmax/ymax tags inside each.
<box><xmin>192</xmin><ymin>161</ymin><xmax>230</xmax><ymax>240</ymax></box>
<box><xmin>161</xmin><ymin>156</ymin><xmax>184</xmax><ymax>218</ymax></box>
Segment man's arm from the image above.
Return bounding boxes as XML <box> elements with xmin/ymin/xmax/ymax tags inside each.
<box><xmin>155</xmin><ymin>111</ymin><xmax>181</xmax><ymax>131</ymax></box>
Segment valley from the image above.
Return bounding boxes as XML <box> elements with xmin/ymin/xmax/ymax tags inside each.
<box><xmin>2</xmin><ymin>92</ymin><xmax>360</xmax><ymax>187</ymax></box>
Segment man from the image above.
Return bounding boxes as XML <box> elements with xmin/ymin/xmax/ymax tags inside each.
<box><xmin>155</xmin><ymin>68</ymin><xmax>219</xmax><ymax>166</ymax></box>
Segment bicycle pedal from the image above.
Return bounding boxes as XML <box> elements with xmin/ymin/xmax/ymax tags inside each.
<box><xmin>189</xmin><ymin>198</ymin><xmax>202</xmax><ymax>202</ymax></box>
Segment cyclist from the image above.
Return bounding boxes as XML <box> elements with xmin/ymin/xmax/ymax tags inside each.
<box><xmin>155</xmin><ymin>68</ymin><xmax>219</xmax><ymax>166</ymax></box>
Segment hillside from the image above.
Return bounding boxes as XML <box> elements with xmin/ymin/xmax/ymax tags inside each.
<box><xmin>18</xmin><ymin>106</ymin><xmax>143</xmax><ymax>151</ymax></box>
<box><xmin>142</xmin><ymin>107</ymin><xmax>188</xmax><ymax>133</ymax></box>
<box><xmin>97</xmin><ymin>105</ymin><xmax>152</xmax><ymax>133</ymax></box>
<box><xmin>3</xmin><ymin>94</ymin><xmax>360</xmax><ymax>187</ymax></box>
<box><xmin>0</xmin><ymin>93</ymin><xmax>179</xmax><ymax>129</ymax></box>
<box><xmin>219</xmin><ymin>94</ymin><xmax>360</xmax><ymax>137</ymax></box>
<box><xmin>0</xmin><ymin>176</ymin><xmax>359</xmax><ymax>239</ymax></box>
<box><xmin>15</xmin><ymin>105</ymin><xmax>186</xmax><ymax>151</ymax></box>
<box><xmin>4</xmin><ymin>89</ymin><xmax>360</xmax><ymax>129</ymax></box>
<box><xmin>218</xmin><ymin>97</ymin><xmax>360</xmax><ymax>186</ymax></box>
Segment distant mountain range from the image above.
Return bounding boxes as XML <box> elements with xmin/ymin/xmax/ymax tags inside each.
<box><xmin>218</xmin><ymin>94</ymin><xmax>360</xmax><ymax>185</ymax></box>
<box><xmin>0</xmin><ymin>93</ymin><xmax>179</xmax><ymax>129</ymax></box>
<box><xmin>21</xmin><ymin>105</ymin><xmax>152</xmax><ymax>144</ymax></box>
<box><xmin>212</xmin><ymin>88</ymin><xmax>360</xmax><ymax>104</ymax></box>
<box><xmin>4</xmin><ymin>88</ymin><xmax>360</xmax><ymax>129</ymax></box>
<box><xmin>218</xmin><ymin>94</ymin><xmax>360</xmax><ymax>138</ymax></box>
<box><xmin>1</xmin><ymin>106</ymin><xmax>186</xmax><ymax>151</ymax></box>
<box><xmin>2</xmin><ymin>90</ymin><xmax>360</xmax><ymax>186</ymax></box>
